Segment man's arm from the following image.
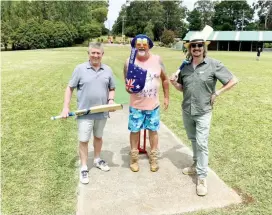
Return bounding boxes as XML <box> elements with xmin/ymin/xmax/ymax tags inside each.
<box><xmin>108</xmin><ymin>70</ymin><xmax>116</xmax><ymax>104</ymax></box>
<box><xmin>61</xmin><ymin>86</ymin><xmax>74</xmax><ymax>118</ymax></box>
<box><xmin>213</xmin><ymin>60</ymin><xmax>239</xmax><ymax>97</ymax></box>
<box><xmin>159</xmin><ymin>58</ymin><xmax>169</xmax><ymax>110</ymax></box>
<box><xmin>215</xmin><ymin>75</ymin><xmax>238</xmax><ymax>96</ymax></box>
<box><xmin>108</xmin><ymin>89</ymin><xmax>115</xmax><ymax>103</ymax></box>
<box><xmin>211</xmin><ymin>62</ymin><xmax>239</xmax><ymax>105</ymax></box>
<box><xmin>172</xmin><ymin>82</ymin><xmax>183</xmax><ymax>92</ymax></box>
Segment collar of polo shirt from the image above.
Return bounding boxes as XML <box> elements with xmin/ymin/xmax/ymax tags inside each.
<box><xmin>87</xmin><ymin>61</ymin><xmax>105</xmax><ymax>70</ymax></box>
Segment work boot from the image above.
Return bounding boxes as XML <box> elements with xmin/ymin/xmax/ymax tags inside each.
<box><xmin>130</xmin><ymin>149</ymin><xmax>139</xmax><ymax>172</ymax></box>
<box><xmin>149</xmin><ymin>149</ymin><xmax>159</xmax><ymax>172</ymax></box>
<box><xmin>197</xmin><ymin>177</ymin><xmax>208</xmax><ymax>196</ymax></box>
<box><xmin>182</xmin><ymin>162</ymin><xmax>197</xmax><ymax>175</ymax></box>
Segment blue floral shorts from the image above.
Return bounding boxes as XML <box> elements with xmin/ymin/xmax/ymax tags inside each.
<box><xmin>128</xmin><ymin>106</ymin><xmax>160</xmax><ymax>132</ymax></box>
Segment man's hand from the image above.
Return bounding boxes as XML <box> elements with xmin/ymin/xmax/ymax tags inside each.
<box><xmin>164</xmin><ymin>97</ymin><xmax>169</xmax><ymax>110</ymax></box>
<box><xmin>210</xmin><ymin>93</ymin><xmax>218</xmax><ymax>106</ymax></box>
<box><xmin>170</xmin><ymin>72</ymin><xmax>178</xmax><ymax>83</ymax></box>
<box><xmin>169</xmin><ymin>72</ymin><xmax>183</xmax><ymax>92</ymax></box>
<box><xmin>170</xmin><ymin>73</ymin><xmax>178</xmax><ymax>86</ymax></box>
<box><xmin>61</xmin><ymin>107</ymin><xmax>70</xmax><ymax>118</ymax></box>
<box><xmin>108</xmin><ymin>99</ymin><xmax>116</xmax><ymax>112</ymax></box>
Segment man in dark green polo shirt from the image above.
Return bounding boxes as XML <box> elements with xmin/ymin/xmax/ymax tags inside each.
<box><xmin>170</xmin><ymin>32</ymin><xmax>238</xmax><ymax>196</ymax></box>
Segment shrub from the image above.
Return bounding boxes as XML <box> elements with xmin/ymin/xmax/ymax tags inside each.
<box><xmin>42</xmin><ymin>21</ymin><xmax>74</xmax><ymax>48</ymax></box>
<box><xmin>11</xmin><ymin>20</ymin><xmax>48</xmax><ymax>50</ymax></box>
<box><xmin>161</xmin><ymin>30</ymin><xmax>175</xmax><ymax>46</ymax></box>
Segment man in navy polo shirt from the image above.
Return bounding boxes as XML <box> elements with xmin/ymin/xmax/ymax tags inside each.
<box><xmin>61</xmin><ymin>43</ymin><xmax>116</xmax><ymax>184</ymax></box>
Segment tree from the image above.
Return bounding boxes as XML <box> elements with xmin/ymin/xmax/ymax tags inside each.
<box><xmin>253</xmin><ymin>0</ymin><xmax>272</xmax><ymax>30</ymax></box>
<box><xmin>161</xmin><ymin>30</ymin><xmax>175</xmax><ymax>46</ymax></box>
<box><xmin>92</xmin><ymin>7</ymin><xmax>108</xmax><ymax>23</ymax></box>
<box><xmin>11</xmin><ymin>20</ymin><xmax>48</xmax><ymax>50</ymax></box>
<box><xmin>144</xmin><ymin>21</ymin><xmax>154</xmax><ymax>41</ymax></box>
<box><xmin>124</xmin><ymin>1</ymin><xmax>164</xmax><ymax>39</ymax></box>
<box><xmin>1</xmin><ymin>21</ymin><xmax>12</xmax><ymax>50</ymax></box>
<box><xmin>0</xmin><ymin>1</ymin><xmax>109</xmax><ymax>49</ymax></box>
<box><xmin>79</xmin><ymin>22</ymin><xmax>102</xmax><ymax>42</ymax></box>
<box><xmin>212</xmin><ymin>1</ymin><xmax>254</xmax><ymax>30</ymax></box>
<box><xmin>194</xmin><ymin>0</ymin><xmax>216</xmax><ymax>28</ymax></box>
<box><xmin>160</xmin><ymin>1</ymin><xmax>187</xmax><ymax>37</ymax></box>
<box><xmin>187</xmin><ymin>9</ymin><xmax>202</xmax><ymax>30</ymax></box>
<box><xmin>111</xmin><ymin>5</ymin><xmax>126</xmax><ymax>35</ymax></box>
<box><xmin>112</xmin><ymin>1</ymin><xmax>187</xmax><ymax>40</ymax></box>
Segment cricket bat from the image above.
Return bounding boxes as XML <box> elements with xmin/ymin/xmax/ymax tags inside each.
<box><xmin>51</xmin><ymin>104</ymin><xmax>123</xmax><ymax>120</ymax></box>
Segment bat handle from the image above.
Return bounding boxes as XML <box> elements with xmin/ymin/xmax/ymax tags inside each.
<box><xmin>51</xmin><ymin>112</ymin><xmax>75</xmax><ymax>120</ymax></box>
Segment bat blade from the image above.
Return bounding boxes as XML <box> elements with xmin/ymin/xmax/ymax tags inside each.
<box><xmin>87</xmin><ymin>104</ymin><xmax>123</xmax><ymax>113</ymax></box>
<box><xmin>51</xmin><ymin>104</ymin><xmax>123</xmax><ymax>120</ymax></box>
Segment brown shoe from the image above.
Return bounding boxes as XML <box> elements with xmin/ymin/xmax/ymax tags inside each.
<box><xmin>149</xmin><ymin>149</ymin><xmax>159</xmax><ymax>172</ymax></box>
<box><xmin>130</xmin><ymin>149</ymin><xmax>139</xmax><ymax>172</ymax></box>
<box><xmin>182</xmin><ymin>162</ymin><xmax>197</xmax><ymax>175</ymax></box>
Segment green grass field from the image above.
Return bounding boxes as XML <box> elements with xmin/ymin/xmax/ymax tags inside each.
<box><xmin>1</xmin><ymin>46</ymin><xmax>272</xmax><ymax>215</ymax></box>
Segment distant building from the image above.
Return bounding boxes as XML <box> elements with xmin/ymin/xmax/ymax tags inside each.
<box><xmin>182</xmin><ymin>31</ymin><xmax>272</xmax><ymax>51</ymax></box>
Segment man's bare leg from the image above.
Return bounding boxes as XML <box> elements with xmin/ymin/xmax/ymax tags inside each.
<box><xmin>130</xmin><ymin>132</ymin><xmax>139</xmax><ymax>149</ymax></box>
<box><xmin>93</xmin><ymin>136</ymin><xmax>102</xmax><ymax>159</ymax></box>
<box><xmin>79</xmin><ymin>141</ymin><xmax>89</xmax><ymax>167</ymax></box>
<box><xmin>148</xmin><ymin>130</ymin><xmax>159</xmax><ymax>172</ymax></box>
<box><xmin>148</xmin><ymin>130</ymin><xmax>158</xmax><ymax>150</ymax></box>
<box><xmin>130</xmin><ymin>131</ymin><xmax>140</xmax><ymax>172</ymax></box>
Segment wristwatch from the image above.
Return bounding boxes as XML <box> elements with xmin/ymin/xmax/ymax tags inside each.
<box><xmin>108</xmin><ymin>98</ymin><xmax>114</xmax><ymax>101</ymax></box>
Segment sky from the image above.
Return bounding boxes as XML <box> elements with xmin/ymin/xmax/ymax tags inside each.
<box><xmin>104</xmin><ymin>0</ymin><xmax>257</xmax><ymax>30</ymax></box>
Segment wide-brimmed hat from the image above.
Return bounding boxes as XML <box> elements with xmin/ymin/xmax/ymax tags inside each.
<box><xmin>131</xmin><ymin>34</ymin><xmax>154</xmax><ymax>49</ymax></box>
<box><xmin>184</xmin><ymin>25</ymin><xmax>213</xmax><ymax>49</ymax></box>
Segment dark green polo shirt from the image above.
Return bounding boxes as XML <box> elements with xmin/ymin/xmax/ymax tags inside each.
<box><xmin>177</xmin><ymin>57</ymin><xmax>233</xmax><ymax>116</ymax></box>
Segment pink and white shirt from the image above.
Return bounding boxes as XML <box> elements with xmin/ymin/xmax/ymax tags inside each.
<box><xmin>127</xmin><ymin>54</ymin><xmax>162</xmax><ymax>110</ymax></box>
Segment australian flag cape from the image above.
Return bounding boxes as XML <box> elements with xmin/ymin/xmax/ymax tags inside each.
<box><xmin>125</xmin><ymin>48</ymin><xmax>147</xmax><ymax>93</ymax></box>
<box><xmin>176</xmin><ymin>59</ymin><xmax>190</xmax><ymax>78</ymax></box>
<box><xmin>179</xmin><ymin>59</ymin><xmax>190</xmax><ymax>71</ymax></box>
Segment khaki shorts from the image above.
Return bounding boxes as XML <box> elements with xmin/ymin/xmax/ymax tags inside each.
<box><xmin>77</xmin><ymin>118</ymin><xmax>107</xmax><ymax>142</ymax></box>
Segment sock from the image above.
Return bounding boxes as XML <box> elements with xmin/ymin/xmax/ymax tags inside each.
<box><xmin>81</xmin><ymin>165</ymin><xmax>88</xmax><ymax>171</ymax></box>
<box><xmin>94</xmin><ymin>157</ymin><xmax>101</xmax><ymax>164</ymax></box>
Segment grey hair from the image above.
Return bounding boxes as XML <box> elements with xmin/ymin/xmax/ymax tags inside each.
<box><xmin>186</xmin><ymin>43</ymin><xmax>208</xmax><ymax>61</ymax></box>
<box><xmin>88</xmin><ymin>42</ymin><xmax>104</xmax><ymax>53</ymax></box>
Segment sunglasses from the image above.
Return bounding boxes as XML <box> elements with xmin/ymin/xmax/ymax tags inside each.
<box><xmin>191</xmin><ymin>43</ymin><xmax>204</xmax><ymax>48</ymax></box>
<box><xmin>135</xmin><ymin>38</ymin><xmax>149</xmax><ymax>49</ymax></box>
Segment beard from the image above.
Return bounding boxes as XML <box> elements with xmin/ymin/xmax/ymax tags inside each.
<box><xmin>192</xmin><ymin>49</ymin><xmax>202</xmax><ymax>57</ymax></box>
<box><xmin>138</xmin><ymin>50</ymin><xmax>146</xmax><ymax>56</ymax></box>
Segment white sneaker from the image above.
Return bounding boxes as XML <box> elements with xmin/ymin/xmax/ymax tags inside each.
<box><xmin>94</xmin><ymin>159</ymin><xmax>110</xmax><ymax>172</ymax></box>
<box><xmin>197</xmin><ymin>177</ymin><xmax>208</xmax><ymax>196</ymax></box>
<box><xmin>80</xmin><ymin>170</ymin><xmax>89</xmax><ymax>184</ymax></box>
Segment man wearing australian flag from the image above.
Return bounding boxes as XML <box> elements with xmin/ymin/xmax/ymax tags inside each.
<box><xmin>123</xmin><ymin>34</ymin><xmax>169</xmax><ymax>172</ymax></box>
